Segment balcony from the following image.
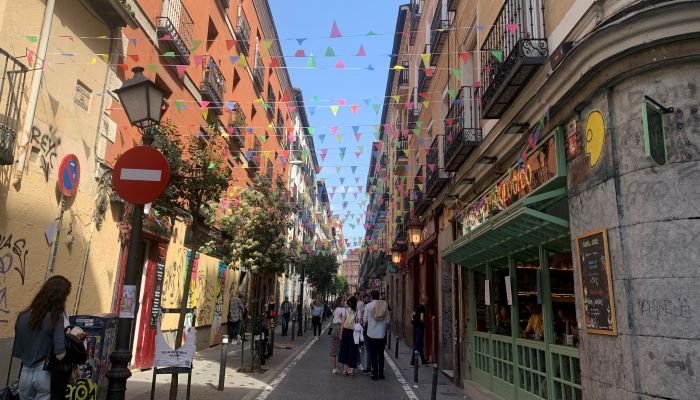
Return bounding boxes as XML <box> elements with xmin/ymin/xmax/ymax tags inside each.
<box><xmin>235</xmin><ymin>13</ymin><xmax>251</xmax><ymax>56</ymax></box>
<box><xmin>409</xmin><ymin>0</ymin><xmax>423</xmax><ymax>46</ymax></box>
<box><xmin>266</xmin><ymin>86</ymin><xmax>276</xmax><ymax>118</ymax></box>
<box><xmin>426</xmin><ymin>136</ymin><xmax>450</xmax><ymax>198</ymax></box>
<box><xmin>247</xmin><ymin>136</ymin><xmax>262</xmax><ymax>168</ymax></box>
<box><xmin>253</xmin><ymin>51</ymin><xmax>264</xmax><ymax>91</ymax></box>
<box><xmin>0</xmin><ymin>48</ymin><xmax>28</xmax><ymax>165</ymax></box>
<box><xmin>398</xmin><ymin>61</ymin><xmax>409</xmax><ymax>87</ymax></box>
<box><xmin>85</xmin><ymin>0</ymin><xmax>138</xmax><ymax>28</ymax></box>
<box><xmin>156</xmin><ymin>0</ymin><xmax>194</xmax><ymax>66</ymax></box>
<box><xmin>444</xmin><ymin>87</ymin><xmax>483</xmax><ymax>171</ymax></box>
<box><xmin>393</xmin><ymin>140</ymin><xmax>409</xmax><ymax>176</ymax></box>
<box><xmin>414</xmin><ymin>186</ymin><xmax>431</xmax><ymax>216</ymax></box>
<box><xmin>418</xmin><ymin>45</ymin><xmax>435</xmax><ymax>92</ymax></box>
<box><xmin>201</xmin><ymin>57</ymin><xmax>225</xmax><ymax>115</ymax></box>
<box><xmin>430</xmin><ymin>1</ymin><xmax>451</xmax><ymax>64</ymax></box>
<box><xmin>480</xmin><ymin>0</ymin><xmax>548</xmax><ymax>119</ymax></box>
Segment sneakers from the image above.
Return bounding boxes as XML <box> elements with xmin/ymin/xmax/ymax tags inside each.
<box><xmin>332</xmin><ymin>368</ymin><xmax>338</xmax><ymax>374</ymax></box>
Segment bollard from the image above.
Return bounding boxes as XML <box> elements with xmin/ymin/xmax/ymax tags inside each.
<box><xmin>218</xmin><ymin>335</ymin><xmax>229</xmax><ymax>391</ymax></box>
<box><xmin>431</xmin><ymin>363</ymin><xmax>438</xmax><ymax>400</ymax></box>
<box><xmin>304</xmin><ymin>315</ymin><xmax>308</xmax><ymax>332</ymax></box>
<box><xmin>291</xmin><ymin>317</ymin><xmax>296</xmax><ymax>341</ymax></box>
<box><xmin>387</xmin><ymin>327</ymin><xmax>392</xmax><ymax>350</ymax></box>
<box><xmin>413</xmin><ymin>351</ymin><xmax>419</xmax><ymax>388</ymax></box>
<box><xmin>240</xmin><ymin>328</ymin><xmax>245</xmax><ymax>369</ymax></box>
<box><xmin>394</xmin><ymin>336</ymin><xmax>399</xmax><ymax>359</ymax></box>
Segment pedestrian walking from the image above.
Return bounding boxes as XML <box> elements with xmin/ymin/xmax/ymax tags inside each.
<box><xmin>12</xmin><ymin>276</ymin><xmax>73</xmax><ymax>400</ymax></box>
<box><xmin>310</xmin><ymin>298</ymin><xmax>324</xmax><ymax>340</ymax></box>
<box><xmin>364</xmin><ymin>290</ymin><xmax>389</xmax><ymax>380</ymax></box>
<box><xmin>337</xmin><ymin>296</ymin><xmax>360</xmax><ymax>376</ymax></box>
<box><xmin>228</xmin><ymin>291</ymin><xmax>244</xmax><ymax>344</ymax></box>
<box><xmin>410</xmin><ymin>294</ymin><xmax>429</xmax><ymax>366</ymax></box>
<box><xmin>329</xmin><ymin>296</ymin><xmax>345</xmax><ymax>374</ymax></box>
<box><xmin>280</xmin><ymin>296</ymin><xmax>292</xmax><ymax>336</ymax></box>
<box><xmin>360</xmin><ymin>293</ymin><xmax>372</xmax><ymax>374</ymax></box>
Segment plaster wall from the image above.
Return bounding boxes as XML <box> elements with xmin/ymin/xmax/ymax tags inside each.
<box><xmin>567</xmin><ymin>62</ymin><xmax>700</xmax><ymax>400</ymax></box>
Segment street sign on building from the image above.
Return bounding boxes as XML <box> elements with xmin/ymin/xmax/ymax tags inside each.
<box><xmin>112</xmin><ymin>146</ymin><xmax>171</xmax><ymax>205</ymax></box>
<box><xmin>57</xmin><ymin>154</ymin><xmax>80</xmax><ymax>197</ymax></box>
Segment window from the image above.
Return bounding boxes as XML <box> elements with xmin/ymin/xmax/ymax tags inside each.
<box><xmin>74</xmin><ymin>80</ymin><xmax>92</xmax><ymax>111</ymax></box>
<box><xmin>642</xmin><ymin>99</ymin><xmax>668</xmax><ymax>165</ymax></box>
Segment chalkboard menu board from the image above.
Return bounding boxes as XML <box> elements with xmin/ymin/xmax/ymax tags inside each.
<box><xmin>577</xmin><ymin>229</ymin><xmax>617</xmax><ymax>335</ymax></box>
<box><xmin>150</xmin><ymin>260</ymin><xmax>166</xmax><ymax>327</ymax></box>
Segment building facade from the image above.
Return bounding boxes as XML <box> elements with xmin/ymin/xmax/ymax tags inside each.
<box><xmin>341</xmin><ymin>252</ymin><xmax>360</xmax><ymax>294</ymax></box>
<box><xmin>367</xmin><ymin>1</ymin><xmax>700</xmax><ymax>399</ymax></box>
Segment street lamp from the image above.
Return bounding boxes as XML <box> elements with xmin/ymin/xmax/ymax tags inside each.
<box><xmin>407</xmin><ymin>218</ymin><xmax>423</xmax><ymax>249</ymax></box>
<box><xmin>391</xmin><ymin>243</ymin><xmax>403</xmax><ymax>264</ymax></box>
<box><xmin>106</xmin><ymin>66</ymin><xmax>165</xmax><ymax>400</ymax></box>
<box><xmin>297</xmin><ymin>249</ymin><xmax>309</xmax><ymax>336</ymax></box>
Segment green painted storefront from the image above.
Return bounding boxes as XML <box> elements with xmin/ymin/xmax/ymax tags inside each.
<box><xmin>443</xmin><ymin>130</ymin><xmax>582</xmax><ymax>400</ymax></box>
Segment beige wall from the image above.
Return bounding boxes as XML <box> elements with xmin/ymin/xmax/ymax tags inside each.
<box><xmin>0</xmin><ymin>0</ymin><xmax>122</xmax><ymax>339</ymax></box>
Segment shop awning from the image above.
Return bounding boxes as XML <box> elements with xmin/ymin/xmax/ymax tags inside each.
<box><xmin>442</xmin><ymin>204</ymin><xmax>570</xmax><ymax>267</ymax></box>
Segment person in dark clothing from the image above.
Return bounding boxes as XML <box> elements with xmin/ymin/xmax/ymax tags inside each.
<box><xmin>280</xmin><ymin>296</ymin><xmax>292</xmax><ymax>336</ymax></box>
<box><xmin>411</xmin><ymin>294</ymin><xmax>429</xmax><ymax>366</ymax></box>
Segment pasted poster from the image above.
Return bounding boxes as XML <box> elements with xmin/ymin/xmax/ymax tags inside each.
<box><xmin>150</xmin><ymin>260</ymin><xmax>166</xmax><ymax>327</ymax></box>
<box><xmin>577</xmin><ymin>229</ymin><xmax>617</xmax><ymax>335</ymax></box>
<box><xmin>210</xmin><ymin>261</ymin><xmax>227</xmax><ymax>345</ymax></box>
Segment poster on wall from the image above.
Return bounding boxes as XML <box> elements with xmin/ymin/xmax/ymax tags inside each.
<box><xmin>210</xmin><ymin>261</ymin><xmax>227</xmax><ymax>345</ymax></box>
<box><xmin>576</xmin><ymin>229</ymin><xmax>617</xmax><ymax>335</ymax></box>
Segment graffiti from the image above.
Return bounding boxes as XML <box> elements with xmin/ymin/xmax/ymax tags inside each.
<box><xmin>195</xmin><ymin>268</ymin><xmax>215</xmax><ymax>326</ymax></box>
<box><xmin>65</xmin><ymin>378</ymin><xmax>97</xmax><ymax>400</ymax></box>
<box><xmin>30</xmin><ymin>125</ymin><xmax>60</xmax><ymax>182</ymax></box>
<box><xmin>0</xmin><ymin>233</ymin><xmax>28</xmax><ymax>284</ymax></box>
<box><xmin>162</xmin><ymin>261</ymin><xmax>184</xmax><ymax>305</ymax></box>
<box><xmin>0</xmin><ymin>233</ymin><xmax>29</xmax><ymax>325</ymax></box>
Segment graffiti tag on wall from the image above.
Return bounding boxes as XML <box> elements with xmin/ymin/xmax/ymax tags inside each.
<box><xmin>0</xmin><ymin>233</ymin><xmax>30</xmax><ymax>324</ymax></box>
<box><xmin>31</xmin><ymin>125</ymin><xmax>60</xmax><ymax>182</ymax></box>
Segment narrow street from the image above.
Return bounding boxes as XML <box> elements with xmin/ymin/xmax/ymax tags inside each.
<box><xmin>124</xmin><ymin>321</ymin><xmax>462</xmax><ymax>400</ymax></box>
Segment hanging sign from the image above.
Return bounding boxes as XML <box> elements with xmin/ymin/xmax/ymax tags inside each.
<box><xmin>577</xmin><ymin>228</ymin><xmax>617</xmax><ymax>335</ymax></box>
<box><xmin>462</xmin><ymin>131</ymin><xmax>563</xmax><ymax>232</ymax></box>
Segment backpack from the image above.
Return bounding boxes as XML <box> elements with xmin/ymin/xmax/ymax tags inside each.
<box><xmin>372</xmin><ymin>300</ymin><xmax>388</xmax><ymax>321</ymax></box>
<box><xmin>343</xmin><ymin>310</ymin><xmax>356</xmax><ymax>329</ymax></box>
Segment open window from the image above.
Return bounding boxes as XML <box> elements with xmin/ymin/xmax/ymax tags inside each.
<box><xmin>641</xmin><ymin>96</ymin><xmax>671</xmax><ymax>165</ymax></box>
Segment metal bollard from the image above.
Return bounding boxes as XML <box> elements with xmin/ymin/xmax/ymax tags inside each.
<box><xmin>395</xmin><ymin>336</ymin><xmax>399</xmax><ymax>359</ymax></box>
<box><xmin>218</xmin><ymin>335</ymin><xmax>229</xmax><ymax>391</ymax></box>
<box><xmin>240</xmin><ymin>330</ymin><xmax>245</xmax><ymax>368</ymax></box>
<box><xmin>431</xmin><ymin>363</ymin><xmax>438</xmax><ymax>400</ymax></box>
<box><xmin>291</xmin><ymin>317</ymin><xmax>296</xmax><ymax>341</ymax></box>
<box><xmin>413</xmin><ymin>351</ymin><xmax>419</xmax><ymax>388</ymax></box>
<box><xmin>387</xmin><ymin>328</ymin><xmax>392</xmax><ymax>350</ymax></box>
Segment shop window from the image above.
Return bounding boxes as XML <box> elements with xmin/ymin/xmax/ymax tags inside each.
<box><xmin>550</xmin><ymin>252</ymin><xmax>577</xmax><ymax>347</ymax></box>
<box><xmin>516</xmin><ymin>259</ymin><xmax>543</xmax><ymax>341</ymax></box>
<box><xmin>474</xmin><ymin>269</ymin><xmax>489</xmax><ymax>332</ymax></box>
<box><xmin>641</xmin><ymin>98</ymin><xmax>668</xmax><ymax>165</ymax></box>
<box><xmin>490</xmin><ymin>265</ymin><xmax>511</xmax><ymax>336</ymax></box>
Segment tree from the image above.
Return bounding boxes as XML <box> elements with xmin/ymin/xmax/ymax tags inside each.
<box><xmin>330</xmin><ymin>275</ymin><xmax>349</xmax><ymax>298</ymax></box>
<box><xmin>304</xmin><ymin>254</ymin><xmax>340</xmax><ymax>300</ymax></box>
<box><xmin>148</xmin><ymin>120</ymin><xmax>230</xmax><ymax>400</ymax></box>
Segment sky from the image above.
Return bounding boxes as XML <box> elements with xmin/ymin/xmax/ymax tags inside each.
<box><xmin>270</xmin><ymin>0</ymin><xmax>406</xmax><ymax>253</ymax></box>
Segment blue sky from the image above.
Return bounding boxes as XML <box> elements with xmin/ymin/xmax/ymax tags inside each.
<box><xmin>270</xmin><ymin>0</ymin><xmax>406</xmax><ymax>252</ymax></box>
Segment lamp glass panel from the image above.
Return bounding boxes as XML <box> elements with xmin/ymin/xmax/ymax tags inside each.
<box><xmin>391</xmin><ymin>251</ymin><xmax>401</xmax><ymax>264</ymax></box>
<box><xmin>118</xmin><ymin>84</ymin><xmax>149</xmax><ymax>125</ymax></box>
<box><xmin>148</xmin><ymin>85</ymin><xmax>165</xmax><ymax>124</ymax></box>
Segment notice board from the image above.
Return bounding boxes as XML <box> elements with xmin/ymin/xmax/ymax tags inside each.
<box><xmin>577</xmin><ymin>229</ymin><xmax>617</xmax><ymax>335</ymax></box>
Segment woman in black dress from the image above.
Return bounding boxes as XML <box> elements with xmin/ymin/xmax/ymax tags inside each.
<box><xmin>337</xmin><ymin>296</ymin><xmax>359</xmax><ymax>376</ymax></box>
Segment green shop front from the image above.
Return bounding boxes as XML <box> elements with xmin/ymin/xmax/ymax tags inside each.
<box><xmin>443</xmin><ymin>130</ymin><xmax>582</xmax><ymax>400</ymax></box>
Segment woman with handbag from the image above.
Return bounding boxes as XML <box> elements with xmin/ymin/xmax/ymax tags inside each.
<box><xmin>336</xmin><ymin>296</ymin><xmax>359</xmax><ymax>377</ymax></box>
<box><xmin>12</xmin><ymin>276</ymin><xmax>71</xmax><ymax>400</ymax></box>
<box><xmin>328</xmin><ymin>296</ymin><xmax>345</xmax><ymax>374</ymax></box>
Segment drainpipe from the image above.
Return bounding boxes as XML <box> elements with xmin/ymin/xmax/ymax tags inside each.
<box><xmin>12</xmin><ymin>0</ymin><xmax>56</xmax><ymax>186</ymax></box>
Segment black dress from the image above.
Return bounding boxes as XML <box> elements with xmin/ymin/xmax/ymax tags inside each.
<box><xmin>337</xmin><ymin>311</ymin><xmax>359</xmax><ymax>368</ymax></box>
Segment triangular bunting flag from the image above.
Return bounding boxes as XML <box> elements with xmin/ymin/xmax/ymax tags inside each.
<box><xmin>330</xmin><ymin>20</ymin><xmax>342</xmax><ymax>38</ymax></box>
<box><xmin>325</xmin><ymin>47</ymin><xmax>336</xmax><ymax>57</ymax></box>
<box><xmin>356</xmin><ymin>44</ymin><xmax>366</xmax><ymax>56</ymax></box>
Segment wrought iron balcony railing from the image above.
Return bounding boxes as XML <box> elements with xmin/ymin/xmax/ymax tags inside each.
<box><xmin>253</xmin><ymin>51</ymin><xmax>264</xmax><ymax>91</ymax></box>
<box><xmin>413</xmin><ymin>185</ymin><xmax>431</xmax><ymax>216</ymax></box>
<box><xmin>409</xmin><ymin>0</ymin><xmax>423</xmax><ymax>46</ymax></box>
<box><xmin>266</xmin><ymin>85</ymin><xmax>276</xmax><ymax>117</ymax></box>
<box><xmin>201</xmin><ymin>57</ymin><xmax>225</xmax><ymax>115</ymax></box>
<box><xmin>248</xmin><ymin>136</ymin><xmax>262</xmax><ymax>168</ymax></box>
<box><xmin>236</xmin><ymin>13</ymin><xmax>251</xmax><ymax>56</ymax></box>
<box><xmin>0</xmin><ymin>48</ymin><xmax>28</xmax><ymax>165</ymax></box>
<box><xmin>430</xmin><ymin>0</ymin><xmax>451</xmax><ymax>62</ymax></box>
<box><xmin>398</xmin><ymin>61</ymin><xmax>409</xmax><ymax>87</ymax></box>
<box><xmin>426</xmin><ymin>136</ymin><xmax>450</xmax><ymax>198</ymax></box>
<box><xmin>480</xmin><ymin>0</ymin><xmax>548</xmax><ymax>119</ymax></box>
<box><xmin>444</xmin><ymin>86</ymin><xmax>482</xmax><ymax>171</ymax></box>
<box><xmin>156</xmin><ymin>0</ymin><xmax>194</xmax><ymax>65</ymax></box>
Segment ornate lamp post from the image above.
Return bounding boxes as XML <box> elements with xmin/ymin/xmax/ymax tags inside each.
<box><xmin>106</xmin><ymin>67</ymin><xmax>165</xmax><ymax>400</ymax></box>
<box><xmin>407</xmin><ymin>218</ymin><xmax>423</xmax><ymax>249</ymax></box>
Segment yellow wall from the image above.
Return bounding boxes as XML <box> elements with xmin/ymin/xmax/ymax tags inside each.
<box><xmin>0</xmin><ymin>0</ymin><xmax>122</xmax><ymax>338</ymax></box>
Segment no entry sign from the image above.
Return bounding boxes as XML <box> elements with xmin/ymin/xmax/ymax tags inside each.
<box><xmin>112</xmin><ymin>146</ymin><xmax>171</xmax><ymax>205</ymax></box>
<box><xmin>57</xmin><ymin>154</ymin><xmax>80</xmax><ymax>197</ymax></box>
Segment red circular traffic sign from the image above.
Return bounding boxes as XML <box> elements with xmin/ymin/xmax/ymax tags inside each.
<box><xmin>57</xmin><ymin>154</ymin><xmax>80</xmax><ymax>197</ymax></box>
<box><xmin>112</xmin><ymin>146</ymin><xmax>171</xmax><ymax>205</ymax></box>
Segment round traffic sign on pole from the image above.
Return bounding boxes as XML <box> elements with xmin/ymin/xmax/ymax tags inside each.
<box><xmin>57</xmin><ymin>154</ymin><xmax>80</xmax><ymax>197</ymax></box>
<box><xmin>112</xmin><ymin>146</ymin><xmax>171</xmax><ymax>205</ymax></box>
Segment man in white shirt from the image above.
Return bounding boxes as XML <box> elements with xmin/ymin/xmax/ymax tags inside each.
<box><xmin>364</xmin><ymin>290</ymin><xmax>389</xmax><ymax>380</ymax></box>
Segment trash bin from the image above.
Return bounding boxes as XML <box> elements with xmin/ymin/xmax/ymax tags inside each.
<box><xmin>67</xmin><ymin>314</ymin><xmax>119</xmax><ymax>400</ymax></box>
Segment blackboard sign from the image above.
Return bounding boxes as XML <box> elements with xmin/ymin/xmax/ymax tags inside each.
<box><xmin>576</xmin><ymin>229</ymin><xmax>617</xmax><ymax>335</ymax></box>
<box><xmin>150</xmin><ymin>260</ymin><xmax>166</xmax><ymax>327</ymax></box>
